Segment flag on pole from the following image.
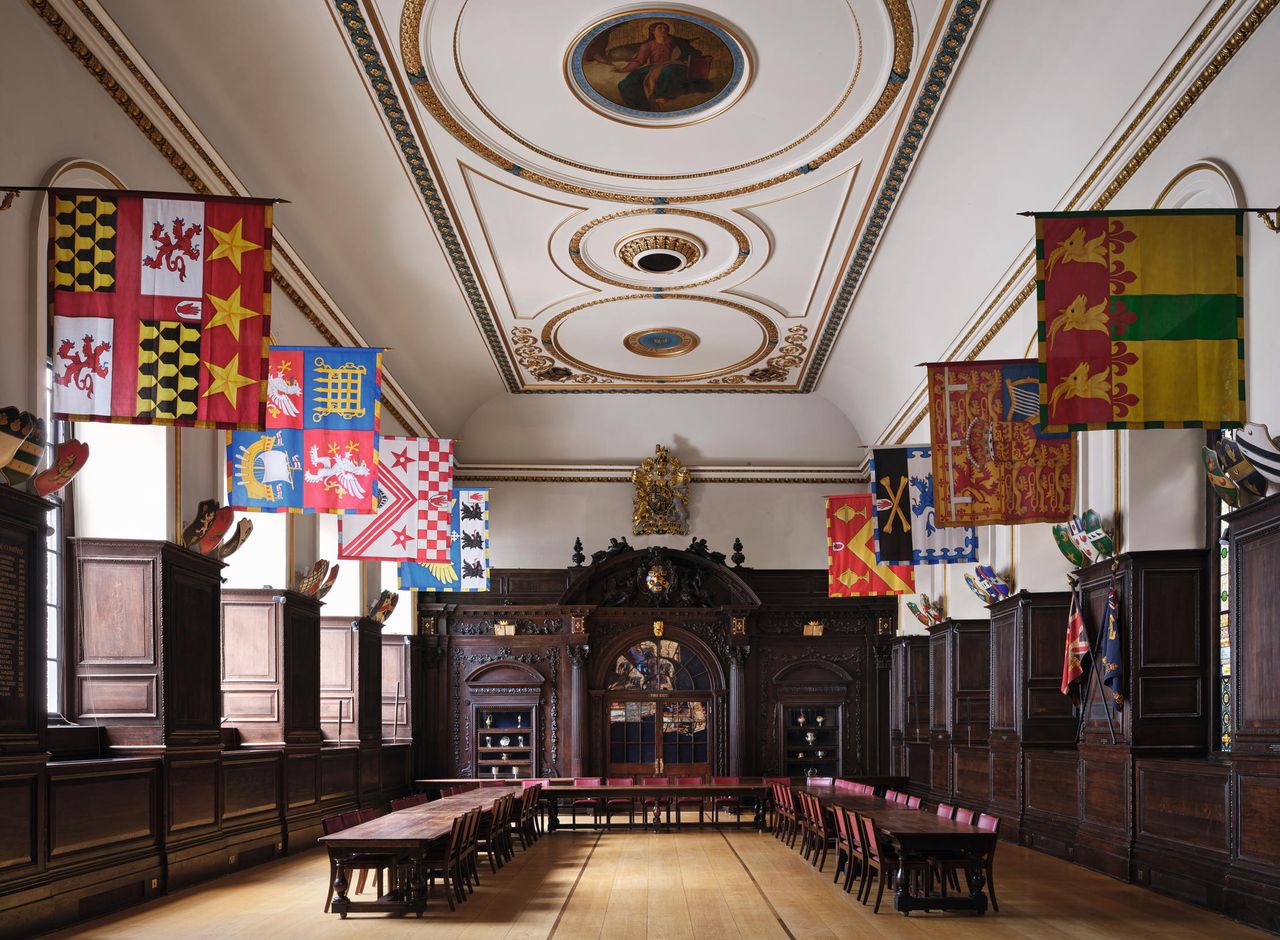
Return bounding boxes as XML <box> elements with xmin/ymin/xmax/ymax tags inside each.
<box><xmin>871</xmin><ymin>445</ymin><xmax>978</xmax><ymax>565</ymax></box>
<box><xmin>1036</xmin><ymin>210</ymin><xmax>1245</xmax><ymax>431</ymax></box>
<box><xmin>1097</xmin><ymin>586</ymin><xmax>1124</xmax><ymax>709</ymax></box>
<box><xmin>226</xmin><ymin>346</ymin><xmax>381</xmax><ymax>513</ymax></box>
<box><xmin>49</xmin><ymin>190</ymin><xmax>274</xmax><ymax>428</ymax></box>
<box><xmin>398</xmin><ymin>488</ymin><xmax>490</xmax><ymax>592</ymax></box>
<box><xmin>926</xmin><ymin>359</ymin><xmax>1075</xmax><ymax>526</ymax></box>
<box><xmin>826</xmin><ymin>493</ymin><xmax>915</xmax><ymax>597</ymax></box>
<box><xmin>1061</xmin><ymin>587</ymin><xmax>1089</xmax><ymax>705</ymax></box>
<box><xmin>337</xmin><ymin>437</ymin><xmax>453</xmax><ymax>561</ymax></box>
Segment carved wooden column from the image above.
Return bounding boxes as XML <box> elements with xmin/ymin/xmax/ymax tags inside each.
<box><xmin>727</xmin><ymin>644</ymin><xmax>750</xmax><ymax>776</ymax></box>
<box><xmin>567</xmin><ymin>641</ymin><xmax>589</xmax><ymax>776</ymax></box>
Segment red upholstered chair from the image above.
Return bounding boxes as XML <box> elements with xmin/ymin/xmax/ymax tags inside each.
<box><xmin>853</xmin><ymin>813</ymin><xmax>926</xmax><ymax>912</ymax></box>
<box><xmin>804</xmin><ymin>794</ymin><xmax>833</xmax><ymax>871</ymax></box>
<box><xmin>894</xmin><ymin>792</ymin><xmax>910</xmax><ymax>805</ymax></box>
<box><xmin>770</xmin><ymin>783</ymin><xmax>797</xmax><ymax>844</ymax></box>
<box><xmin>570</xmin><ymin>777</ymin><xmax>604</xmax><ymax>829</ymax></box>
<box><xmin>522</xmin><ymin>779</ymin><xmax>550</xmax><ymax>833</ymax></box>
<box><xmin>937</xmin><ymin>802</ymin><xmax>956</xmax><ymax>820</ymax></box>
<box><xmin>640</xmin><ymin>777</ymin><xmax>672</xmax><ymax>826</ymax></box>
<box><xmin>931</xmin><ymin>811</ymin><xmax>1001</xmax><ymax>909</ymax></box>
<box><xmin>808</xmin><ymin>776</ymin><xmax>834</xmax><ymax>787</ymax></box>
<box><xmin>884</xmin><ymin>790</ymin><xmax>900</xmax><ymax>802</ymax></box>
<box><xmin>674</xmin><ymin>776</ymin><xmax>705</xmax><ymax>827</ymax></box>
<box><xmin>763</xmin><ymin>776</ymin><xmax>791</xmax><ymax>833</ymax></box>
<box><xmin>954</xmin><ymin>807</ymin><xmax>975</xmax><ymax>825</ymax></box>
<box><xmin>390</xmin><ymin>796</ymin><xmax>412</xmax><ymax>811</ymax></box>
<box><xmin>905</xmin><ymin>795</ymin><xmax>922</xmax><ymax>810</ymax></box>
<box><xmin>831</xmin><ymin>800</ymin><xmax>855</xmax><ymax>888</ymax></box>
<box><xmin>603</xmin><ymin>777</ymin><xmax>636</xmax><ymax>828</ymax></box>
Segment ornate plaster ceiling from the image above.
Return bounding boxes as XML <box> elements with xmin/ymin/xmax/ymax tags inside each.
<box><xmin>362</xmin><ymin>0</ymin><xmax>976</xmax><ymax>392</ymax></box>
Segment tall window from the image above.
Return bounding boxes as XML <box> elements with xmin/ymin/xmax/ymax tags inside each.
<box><xmin>44</xmin><ymin>364</ymin><xmax>67</xmax><ymax>717</ymax></box>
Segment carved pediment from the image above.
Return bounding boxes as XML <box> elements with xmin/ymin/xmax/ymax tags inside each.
<box><xmin>464</xmin><ymin>659</ymin><xmax>546</xmax><ymax>688</ymax></box>
<box><xmin>560</xmin><ymin>545</ymin><xmax>760</xmax><ymax>609</ymax></box>
<box><xmin>773</xmin><ymin>659</ymin><xmax>853</xmax><ymax>685</ymax></box>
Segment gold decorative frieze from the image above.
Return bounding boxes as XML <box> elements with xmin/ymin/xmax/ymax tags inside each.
<box><xmin>708</xmin><ymin>325</ymin><xmax>809</xmax><ymax>385</ymax></box>
<box><xmin>510</xmin><ymin>326</ymin><xmax>611</xmax><ymax>385</ymax></box>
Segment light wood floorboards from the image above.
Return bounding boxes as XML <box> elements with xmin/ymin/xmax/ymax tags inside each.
<box><xmin>44</xmin><ymin>827</ymin><xmax>1266</xmax><ymax>939</ymax></box>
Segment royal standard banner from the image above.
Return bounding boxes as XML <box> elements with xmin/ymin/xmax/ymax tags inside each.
<box><xmin>926</xmin><ymin>359</ymin><xmax>1075</xmax><ymax>526</ymax></box>
<box><xmin>338</xmin><ymin>437</ymin><xmax>453</xmax><ymax>562</ymax></box>
<box><xmin>827</xmin><ymin>493</ymin><xmax>915</xmax><ymax>597</ymax></box>
<box><xmin>49</xmin><ymin>190</ymin><xmax>273</xmax><ymax>428</ymax></box>
<box><xmin>1036</xmin><ymin>210</ymin><xmax>1245</xmax><ymax>431</ymax></box>
<box><xmin>227</xmin><ymin>346</ymin><xmax>381</xmax><ymax>513</ymax></box>
<box><xmin>871</xmin><ymin>445</ymin><xmax>978</xmax><ymax>566</ymax></box>
<box><xmin>399</xmin><ymin>488</ymin><xmax>490</xmax><ymax>592</ymax></box>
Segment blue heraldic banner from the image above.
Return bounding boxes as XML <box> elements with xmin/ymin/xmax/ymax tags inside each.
<box><xmin>871</xmin><ymin>445</ymin><xmax>978</xmax><ymax>565</ymax></box>
<box><xmin>1097</xmin><ymin>587</ymin><xmax>1125</xmax><ymax>709</ymax></box>
<box><xmin>227</xmin><ymin>346</ymin><xmax>381</xmax><ymax>513</ymax></box>
<box><xmin>398</xmin><ymin>488</ymin><xmax>490</xmax><ymax>592</ymax></box>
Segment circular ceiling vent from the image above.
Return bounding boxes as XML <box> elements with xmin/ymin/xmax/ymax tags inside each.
<box><xmin>617</xmin><ymin>232</ymin><xmax>703</xmax><ymax>274</ymax></box>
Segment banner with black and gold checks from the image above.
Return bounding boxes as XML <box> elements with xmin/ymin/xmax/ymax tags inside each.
<box><xmin>136</xmin><ymin>320</ymin><xmax>200</xmax><ymax>420</ymax></box>
<box><xmin>52</xmin><ymin>195</ymin><xmax>117</xmax><ymax>293</ymax></box>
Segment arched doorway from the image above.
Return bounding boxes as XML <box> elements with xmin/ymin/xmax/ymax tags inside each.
<box><xmin>601</xmin><ymin>633</ymin><xmax>718</xmax><ymax>778</ymax></box>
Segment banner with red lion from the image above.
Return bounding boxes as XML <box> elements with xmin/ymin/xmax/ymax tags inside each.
<box><xmin>48</xmin><ymin>190</ymin><xmax>273</xmax><ymax>429</ymax></box>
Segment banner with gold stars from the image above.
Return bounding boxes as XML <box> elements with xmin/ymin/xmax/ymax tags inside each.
<box><xmin>227</xmin><ymin>346</ymin><xmax>382</xmax><ymax>514</ymax></box>
<box><xmin>49</xmin><ymin>190</ymin><xmax>274</xmax><ymax>428</ymax></box>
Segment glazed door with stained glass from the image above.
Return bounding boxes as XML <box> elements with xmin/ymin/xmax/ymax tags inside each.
<box><xmin>605</xmin><ymin>638</ymin><xmax>714</xmax><ymax>778</ymax></box>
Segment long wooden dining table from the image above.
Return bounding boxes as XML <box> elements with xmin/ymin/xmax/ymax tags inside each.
<box><xmin>537</xmin><ymin>782</ymin><xmax>772</xmax><ymax>832</ymax></box>
<box><xmin>799</xmin><ymin>784</ymin><xmax>998</xmax><ymax>916</ymax></box>
<box><xmin>318</xmin><ymin>786</ymin><xmax>520</xmax><ymax>918</ymax></box>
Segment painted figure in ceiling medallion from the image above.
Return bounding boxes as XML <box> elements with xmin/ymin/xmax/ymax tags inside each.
<box><xmin>631</xmin><ymin>444</ymin><xmax>691</xmax><ymax>535</ymax></box>
<box><xmin>568</xmin><ymin>10</ymin><xmax>748</xmax><ymax>126</ymax></box>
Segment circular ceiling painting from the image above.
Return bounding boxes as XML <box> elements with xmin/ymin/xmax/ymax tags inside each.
<box><xmin>566</xmin><ymin>10</ymin><xmax>750</xmax><ymax>126</ymax></box>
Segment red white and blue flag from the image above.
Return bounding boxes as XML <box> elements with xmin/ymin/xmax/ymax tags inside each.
<box><xmin>338</xmin><ymin>437</ymin><xmax>453</xmax><ymax>561</ymax></box>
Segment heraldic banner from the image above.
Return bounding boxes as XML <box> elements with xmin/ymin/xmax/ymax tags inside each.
<box><xmin>399</xmin><ymin>488</ymin><xmax>490</xmax><ymax>592</ymax></box>
<box><xmin>871</xmin><ymin>445</ymin><xmax>978</xmax><ymax>566</ymax></box>
<box><xmin>338</xmin><ymin>437</ymin><xmax>454</xmax><ymax>562</ymax></box>
<box><xmin>827</xmin><ymin>493</ymin><xmax>914</xmax><ymax>597</ymax></box>
<box><xmin>1036</xmin><ymin>210</ymin><xmax>1245</xmax><ymax>431</ymax></box>
<box><xmin>49</xmin><ymin>190</ymin><xmax>273</xmax><ymax>428</ymax></box>
<box><xmin>926</xmin><ymin>359</ymin><xmax>1075</xmax><ymax>526</ymax></box>
<box><xmin>227</xmin><ymin>346</ymin><xmax>381</xmax><ymax>513</ymax></box>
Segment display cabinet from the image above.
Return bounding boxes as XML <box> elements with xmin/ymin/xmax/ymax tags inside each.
<box><xmin>780</xmin><ymin>704</ymin><xmax>841</xmax><ymax>778</ymax></box>
<box><xmin>475</xmin><ymin>706</ymin><xmax>537</xmax><ymax>779</ymax></box>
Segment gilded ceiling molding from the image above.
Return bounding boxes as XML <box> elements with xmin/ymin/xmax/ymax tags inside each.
<box><xmin>30</xmin><ymin>0</ymin><xmax>432</xmax><ymax>436</ymax></box>
<box><xmin>707</xmin><ymin>325</ymin><xmax>810</xmax><ymax>385</ymax></box>
<box><xmin>801</xmin><ymin>0</ymin><xmax>982</xmax><ymax>392</ymax></box>
<box><xmin>882</xmin><ymin>0</ymin><xmax>1276</xmax><ymax>446</ymax></box>
<box><xmin>398</xmin><ymin>0</ymin><xmax>913</xmax><ymax>203</ymax></box>
<box><xmin>333</xmin><ymin>0</ymin><xmax>519</xmax><ymax>394</ymax></box>
<box><xmin>568</xmin><ymin>207</ymin><xmax>749</xmax><ymax>290</ymax></box>
<box><xmin>510</xmin><ymin>326</ymin><xmax>612</xmax><ymax>385</ymax></box>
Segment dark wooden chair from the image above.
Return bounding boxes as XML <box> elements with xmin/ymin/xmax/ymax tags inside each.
<box><xmin>639</xmin><ymin>776</ymin><xmax>671</xmax><ymax>826</ymax></box>
<box><xmin>477</xmin><ymin>793</ymin><xmax>514</xmax><ymax>873</ymax></box>
<box><xmin>710</xmin><ymin>776</ymin><xmax>745</xmax><ymax>826</ymax></box>
<box><xmin>955</xmin><ymin>807</ymin><xmax>975</xmax><ymax>825</ymax></box>
<box><xmin>931</xmin><ymin>812</ymin><xmax>1000</xmax><ymax>910</ymax></box>
<box><xmin>774</xmin><ymin>784</ymin><xmax>800</xmax><ymax>847</ymax></box>
<box><xmin>803</xmin><ymin>793</ymin><xmax>833</xmax><ymax>871</ymax></box>
<box><xmin>936</xmin><ymin>802</ymin><xmax>956</xmax><ymax>820</ymax></box>
<box><xmin>832</xmin><ymin>803</ymin><xmax>862</xmax><ymax>894</ymax></box>
<box><xmin>905</xmin><ymin>795</ymin><xmax>922</xmax><ymax>809</ymax></box>
<box><xmin>763</xmin><ymin>777</ymin><xmax>791</xmax><ymax>834</ymax></box>
<box><xmin>422</xmin><ymin>812</ymin><xmax>468</xmax><ymax>911</ymax></box>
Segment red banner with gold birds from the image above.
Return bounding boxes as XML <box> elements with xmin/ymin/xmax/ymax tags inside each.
<box><xmin>826</xmin><ymin>493</ymin><xmax>915</xmax><ymax>597</ymax></box>
<box><xmin>926</xmin><ymin>359</ymin><xmax>1075</xmax><ymax>526</ymax></box>
<box><xmin>49</xmin><ymin>190</ymin><xmax>273</xmax><ymax>429</ymax></box>
<box><xmin>1036</xmin><ymin>210</ymin><xmax>1245</xmax><ymax>431</ymax></box>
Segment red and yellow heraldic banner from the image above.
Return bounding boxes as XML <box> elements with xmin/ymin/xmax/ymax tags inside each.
<box><xmin>827</xmin><ymin>494</ymin><xmax>914</xmax><ymax>597</ymax></box>
<box><xmin>1036</xmin><ymin>210</ymin><xmax>1244</xmax><ymax>431</ymax></box>
<box><xmin>926</xmin><ymin>360</ymin><xmax>1075</xmax><ymax>526</ymax></box>
<box><xmin>49</xmin><ymin>190</ymin><xmax>273</xmax><ymax>429</ymax></box>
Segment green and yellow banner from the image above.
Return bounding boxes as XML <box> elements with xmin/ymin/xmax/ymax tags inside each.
<box><xmin>1036</xmin><ymin>209</ymin><xmax>1244</xmax><ymax>431</ymax></box>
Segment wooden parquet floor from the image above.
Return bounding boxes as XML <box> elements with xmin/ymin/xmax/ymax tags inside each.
<box><xmin>44</xmin><ymin>827</ymin><xmax>1266</xmax><ymax>939</ymax></box>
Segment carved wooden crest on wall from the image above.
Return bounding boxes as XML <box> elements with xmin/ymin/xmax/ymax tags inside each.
<box><xmin>631</xmin><ymin>444</ymin><xmax>691</xmax><ymax>535</ymax></box>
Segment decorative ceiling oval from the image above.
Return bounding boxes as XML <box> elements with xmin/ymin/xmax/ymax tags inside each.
<box><xmin>401</xmin><ymin>0</ymin><xmax>914</xmax><ymax>202</ymax></box>
<box><xmin>539</xmin><ymin>294</ymin><xmax>778</xmax><ymax>382</ymax></box>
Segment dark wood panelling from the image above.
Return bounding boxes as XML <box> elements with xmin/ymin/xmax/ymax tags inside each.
<box><xmin>0</xmin><ymin>777</ymin><xmax>36</xmax><ymax>870</ymax></box>
<box><xmin>48</xmin><ymin>764</ymin><xmax>157</xmax><ymax>860</ymax></box>
<box><xmin>1022</xmin><ymin>748</ymin><xmax>1080</xmax><ymax>859</ymax></box>
<box><xmin>221</xmin><ymin>753</ymin><xmax>281</xmax><ymax>822</ymax></box>
<box><xmin>72</xmin><ymin>540</ymin><xmax>223</xmax><ymax>749</ymax></box>
<box><xmin>320</xmin><ymin>747</ymin><xmax>358</xmax><ymax>802</ymax></box>
<box><xmin>381</xmin><ymin>635</ymin><xmax>413</xmax><ymax>742</ymax></box>
<box><xmin>166</xmin><ymin>756</ymin><xmax>218</xmax><ymax>833</ymax></box>
<box><xmin>1136</xmin><ymin>759</ymin><xmax>1229</xmax><ymax>853</ymax></box>
<box><xmin>1228</xmin><ymin>495</ymin><xmax>1280</xmax><ymax>752</ymax></box>
<box><xmin>0</xmin><ymin>488</ymin><xmax>52</xmax><ymax>755</ymax></box>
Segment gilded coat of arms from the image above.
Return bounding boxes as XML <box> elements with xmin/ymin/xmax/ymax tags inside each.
<box><xmin>631</xmin><ymin>444</ymin><xmax>691</xmax><ymax>535</ymax></box>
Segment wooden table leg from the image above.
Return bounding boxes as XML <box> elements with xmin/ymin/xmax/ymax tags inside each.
<box><xmin>332</xmin><ymin>857</ymin><xmax>351</xmax><ymax>919</ymax></box>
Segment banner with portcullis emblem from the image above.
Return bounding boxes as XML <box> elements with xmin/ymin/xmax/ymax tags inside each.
<box><xmin>827</xmin><ymin>493</ymin><xmax>914</xmax><ymax>598</ymax></box>
<box><xmin>49</xmin><ymin>190</ymin><xmax>273</xmax><ymax>428</ymax></box>
<box><xmin>926</xmin><ymin>359</ymin><xmax>1075</xmax><ymax>526</ymax></box>
<box><xmin>1036</xmin><ymin>210</ymin><xmax>1245</xmax><ymax>431</ymax></box>
<box><xmin>226</xmin><ymin>346</ymin><xmax>381</xmax><ymax>513</ymax></box>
